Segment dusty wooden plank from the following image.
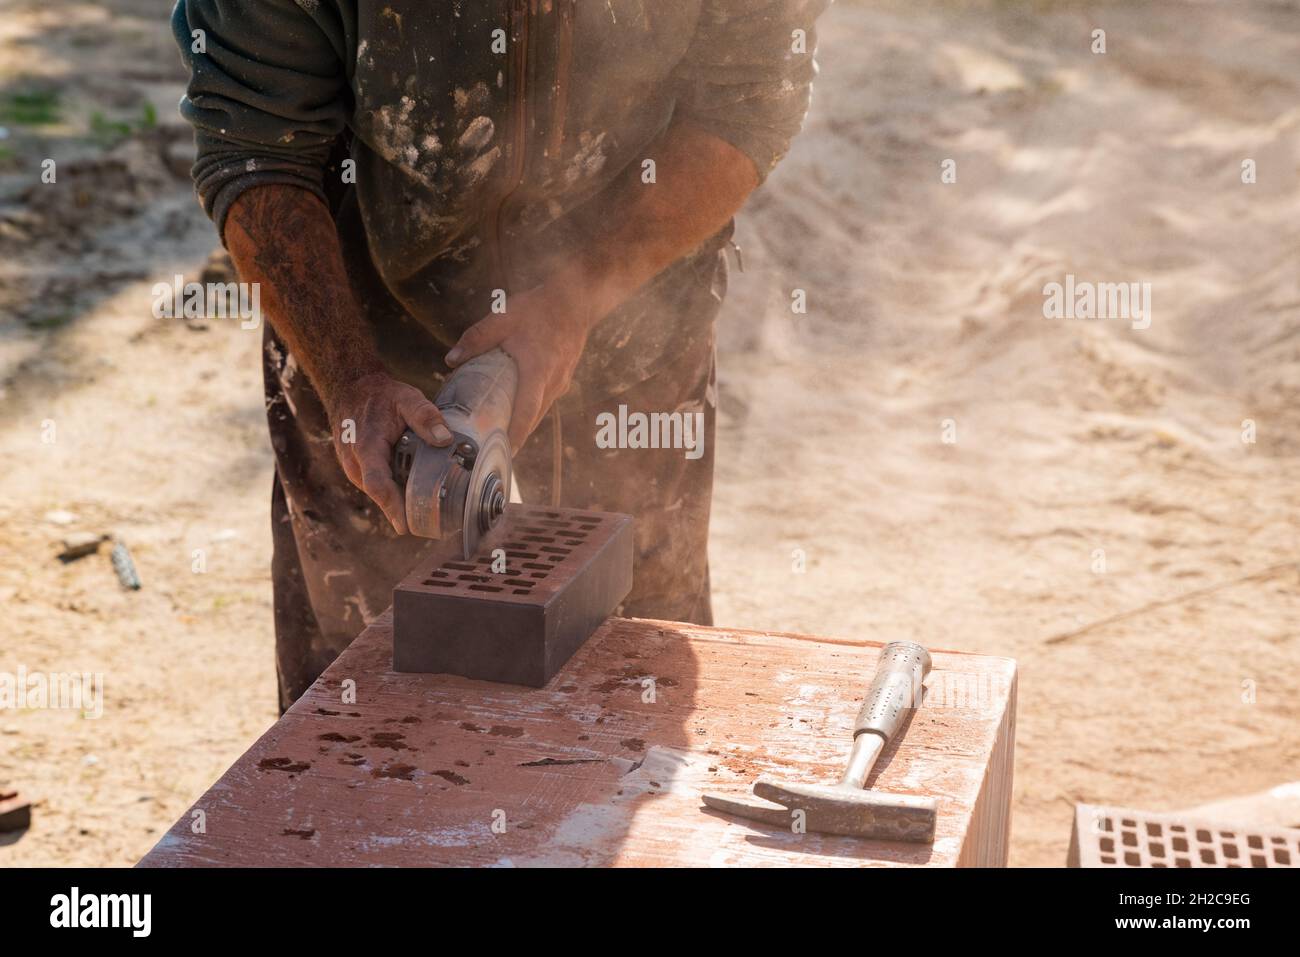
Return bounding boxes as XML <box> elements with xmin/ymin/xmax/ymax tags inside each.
<box><xmin>139</xmin><ymin>615</ymin><xmax>1016</xmax><ymax>867</ymax></box>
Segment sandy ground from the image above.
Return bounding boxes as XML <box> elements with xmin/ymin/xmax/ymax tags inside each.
<box><xmin>2</xmin><ymin>0</ymin><xmax>1299</xmax><ymax>867</ymax></box>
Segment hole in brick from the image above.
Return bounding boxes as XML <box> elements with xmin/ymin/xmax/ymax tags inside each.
<box><xmin>580</xmin><ymin>523</ymin><xmax>597</xmax><ymax>531</ymax></box>
<box><xmin>444</xmin><ymin>561</ymin><xmax>477</xmax><ymax>571</ymax></box>
<box><xmin>1252</xmin><ymin>854</ymin><xmax>1267</xmax><ymax>867</ymax></box>
<box><xmin>523</xmin><ymin>562</ymin><xmax>550</xmax><ymax>571</ymax></box>
<box><xmin>1199</xmin><ymin>848</ymin><xmax>1217</xmax><ymax>865</ymax></box>
<box><xmin>1121</xmin><ymin>818</ymin><xmax>1136</xmax><ymax>828</ymax></box>
<box><xmin>1146</xmin><ymin>823</ymin><xmax>1162</xmax><ymax>837</ymax></box>
<box><xmin>541</xmin><ymin>546</ymin><xmax>571</xmax><ymax>555</ymax></box>
<box><xmin>1172</xmin><ymin>837</ymin><xmax>1188</xmax><ymax>852</ymax></box>
<box><xmin>457</xmin><ymin>574</ymin><xmax>490</xmax><ymax>583</ymax></box>
<box><xmin>1248</xmin><ymin>835</ymin><xmax>1264</xmax><ymax>850</ymax></box>
<box><xmin>521</xmin><ymin>534</ymin><xmax>552</xmax><ymax>543</ymax></box>
<box><xmin>1196</xmin><ymin>829</ymin><xmax>1212</xmax><ymax>843</ymax></box>
<box><xmin>422</xmin><ymin>579</ymin><xmax>456</xmax><ymax>587</ymax></box>
<box><xmin>1124</xmin><ymin>852</ymin><xmax>1141</xmax><ymax>866</ymax></box>
<box><xmin>529</xmin><ymin>572</ymin><xmax>546</xmax><ymax>579</ymax></box>
<box><xmin>468</xmin><ymin>584</ymin><xmax>503</xmax><ymax>593</ymax></box>
<box><xmin>1100</xmin><ymin>855</ymin><xmax>1116</xmax><ymax>864</ymax></box>
<box><xmin>1175</xmin><ymin>857</ymin><xmax>1191</xmax><ymax>867</ymax></box>
<box><xmin>1222</xmin><ymin>842</ymin><xmax>1239</xmax><ymax>858</ymax></box>
<box><xmin>573</xmin><ymin>515</ymin><xmax>602</xmax><ymax>523</ymax></box>
<box><xmin>1100</xmin><ymin>837</ymin><xmax>1114</xmax><ymax>853</ymax></box>
<box><xmin>503</xmin><ymin>579</ymin><xmax>534</xmax><ymax>588</ymax></box>
<box><xmin>506</xmin><ymin>550</ymin><xmax>539</xmax><ymax>560</ymax></box>
<box><xmin>1122</xmin><ymin>830</ymin><xmax>1137</xmax><ymax>847</ymax></box>
<box><xmin>1150</xmin><ymin>842</ymin><xmax>1165</xmax><ymax>857</ymax></box>
<box><xmin>513</xmin><ymin>589</ymin><xmax>531</xmax><ymax>595</ymax></box>
<box><xmin>1275</xmin><ymin>849</ymin><xmax>1291</xmax><ymax>865</ymax></box>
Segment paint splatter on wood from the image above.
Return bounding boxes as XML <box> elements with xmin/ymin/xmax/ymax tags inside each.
<box><xmin>140</xmin><ymin>615</ymin><xmax>1015</xmax><ymax>867</ymax></box>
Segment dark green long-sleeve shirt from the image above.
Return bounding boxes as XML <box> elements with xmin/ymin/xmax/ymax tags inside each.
<box><xmin>173</xmin><ymin>0</ymin><xmax>827</xmax><ymax>389</ymax></box>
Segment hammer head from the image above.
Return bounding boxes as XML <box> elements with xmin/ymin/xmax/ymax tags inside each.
<box><xmin>755</xmin><ymin>779</ymin><xmax>937</xmax><ymax>841</ymax></box>
<box><xmin>705</xmin><ymin>777</ymin><xmax>937</xmax><ymax>842</ymax></box>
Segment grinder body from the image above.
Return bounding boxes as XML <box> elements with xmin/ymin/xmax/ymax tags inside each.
<box><xmin>392</xmin><ymin>348</ymin><xmax>518</xmax><ymax>557</ymax></box>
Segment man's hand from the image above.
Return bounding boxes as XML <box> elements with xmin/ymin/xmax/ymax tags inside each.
<box><xmin>445</xmin><ymin>280</ymin><xmax>592</xmax><ymax>453</ymax></box>
<box><xmin>322</xmin><ymin>372</ymin><xmax>454</xmax><ymax>534</ymax></box>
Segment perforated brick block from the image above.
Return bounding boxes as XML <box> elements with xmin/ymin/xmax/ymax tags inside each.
<box><xmin>1068</xmin><ymin>803</ymin><xmax>1300</xmax><ymax>868</ymax></box>
<box><xmin>392</xmin><ymin>506</ymin><xmax>633</xmax><ymax>686</ymax></box>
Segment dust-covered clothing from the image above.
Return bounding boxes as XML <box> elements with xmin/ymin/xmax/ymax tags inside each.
<box><xmin>174</xmin><ymin>0</ymin><xmax>825</xmax><ymax>393</ymax></box>
<box><xmin>173</xmin><ymin>0</ymin><xmax>825</xmax><ymax>707</ymax></box>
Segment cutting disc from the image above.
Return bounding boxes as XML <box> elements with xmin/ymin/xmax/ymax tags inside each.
<box><xmin>461</xmin><ymin>429</ymin><xmax>511</xmax><ymax>559</ymax></box>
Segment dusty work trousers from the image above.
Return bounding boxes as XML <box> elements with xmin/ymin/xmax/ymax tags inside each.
<box><xmin>265</xmin><ymin>250</ymin><xmax>725</xmax><ymax>712</ymax></box>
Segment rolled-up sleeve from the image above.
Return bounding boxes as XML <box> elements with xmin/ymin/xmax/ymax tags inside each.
<box><xmin>172</xmin><ymin>0</ymin><xmax>349</xmax><ymax>240</ymax></box>
<box><xmin>670</xmin><ymin>0</ymin><xmax>829</xmax><ymax>184</ymax></box>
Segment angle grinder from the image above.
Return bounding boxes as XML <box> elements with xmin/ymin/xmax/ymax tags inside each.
<box><xmin>391</xmin><ymin>348</ymin><xmax>518</xmax><ymax>558</ymax></box>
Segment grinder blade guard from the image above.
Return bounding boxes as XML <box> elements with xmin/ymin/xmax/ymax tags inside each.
<box><xmin>392</xmin><ymin>348</ymin><xmax>517</xmax><ymax>557</ymax></box>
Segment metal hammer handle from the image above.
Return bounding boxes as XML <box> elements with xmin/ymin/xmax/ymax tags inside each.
<box><xmin>854</xmin><ymin>641</ymin><xmax>931</xmax><ymax>743</ymax></box>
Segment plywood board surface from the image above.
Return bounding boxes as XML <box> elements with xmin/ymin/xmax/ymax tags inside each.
<box><xmin>140</xmin><ymin>615</ymin><xmax>1016</xmax><ymax>867</ymax></box>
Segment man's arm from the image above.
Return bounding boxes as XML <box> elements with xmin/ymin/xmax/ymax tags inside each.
<box><xmin>446</xmin><ymin>119</ymin><xmax>758</xmax><ymax>450</ymax></box>
<box><xmin>560</xmin><ymin>119</ymin><xmax>760</xmax><ymax>332</ymax></box>
<box><xmin>225</xmin><ymin>185</ymin><xmax>453</xmax><ymax>534</ymax></box>
<box><xmin>174</xmin><ymin>0</ymin><xmax>448</xmax><ymax>532</ymax></box>
<box><xmin>450</xmin><ymin>0</ymin><xmax>827</xmax><ymax>448</ymax></box>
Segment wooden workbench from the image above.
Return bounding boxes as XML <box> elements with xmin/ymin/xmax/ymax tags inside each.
<box><xmin>139</xmin><ymin>615</ymin><xmax>1016</xmax><ymax>867</ymax></box>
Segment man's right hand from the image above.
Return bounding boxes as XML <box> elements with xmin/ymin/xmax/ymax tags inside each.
<box><xmin>323</xmin><ymin>372</ymin><xmax>454</xmax><ymax>535</ymax></box>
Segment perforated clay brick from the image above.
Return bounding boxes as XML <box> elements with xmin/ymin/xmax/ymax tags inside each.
<box><xmin>1069</xmin><ymin>803</ymin><xmax>1300</xmax><ymax>868</ymax></box>
<box><xmin>393</xmin><ymin>505</ymin><xmax>634</xmax><ymax>686</ymax></box>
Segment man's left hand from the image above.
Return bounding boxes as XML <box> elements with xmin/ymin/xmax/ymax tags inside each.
<box><xmin>444</xmin><ymin>279</ymin><xmax>593</xmax><ymax>452</ymax></box>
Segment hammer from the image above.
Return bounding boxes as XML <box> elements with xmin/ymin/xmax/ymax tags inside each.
<box><xmin>702</xmin><ymin>641</ymin><xmax>937</xmax><ymax>842</ymax></box>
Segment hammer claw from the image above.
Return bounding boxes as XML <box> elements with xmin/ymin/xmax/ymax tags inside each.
<box><xmin>700</xmin><ymin>792</ymin><xmax>797</xmax><ymax>830</ymax></box>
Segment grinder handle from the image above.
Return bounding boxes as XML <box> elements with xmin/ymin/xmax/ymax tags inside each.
<box><xmin>854</xmin><ymin>641</ymin><xmax>931</xmax><ymax>743</ymax></box>
<box><xmin>434</xmin><ymin>347</ymin><xmax>518</xmax><ymax>436</ymax></box>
